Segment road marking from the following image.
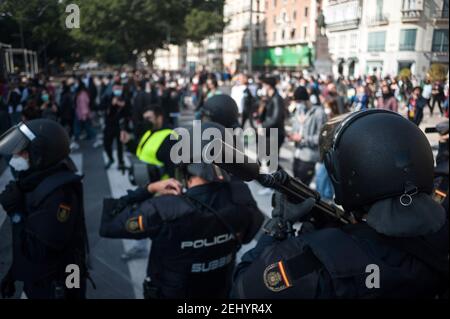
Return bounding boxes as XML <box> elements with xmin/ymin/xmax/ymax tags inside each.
<box><xmin>102</xmin><ymin>152</ymin><xmax>146</xmax><ymax>299</ymax></box>
<box><xmin>0</xmin><ymin>167</ymin><xmax>13</xmax><ymax>229</ymax></box>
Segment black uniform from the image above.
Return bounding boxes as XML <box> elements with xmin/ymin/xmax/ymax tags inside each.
<box><xmin>230</xmin><ymin>110</ymin><xmax>449</xmax><ymax>299</ymax></box>
<box><xmin>233</xmin><ymin>222</ymin><xmax>448</xmax><ymax>298</ymax></box>
<box><xmin>0</xmin><ymin>119</ymin><xmax>89</xmax><ymax>299</ymax></box>
<box><xmin>100</xmin><ymin>180</ymin><xmax>264</xmax><ymax>298</ymax></box>
<box><xmin>5</xmin><ymin>162</ymin><xmax>88</xmax><ymax>299</ymax></box>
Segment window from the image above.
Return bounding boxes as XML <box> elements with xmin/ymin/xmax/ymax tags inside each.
<box><xmin>273</xmin><ymin>31</ymin><xmax>277</xmax><ymax>41</ymax></box>
<box><xmin>282</xmin><ymin>29</ymin><xmax>285</xmax><ymax>40</ymax></box>
<box><xmin>339</xmin><ymin>35</ymin><xmax>346</xmax><ymax>49</ymax></box>
<box><xmin>350</xmin><ymin>33</ymin><xmax>358</xmax><ymax>49</ymax></box>
<box><xmin>376</xmin><ymin>0</ymin><xmax>383</xmax><ymax>17</ymax></box>
<box><xmin>399</xmin><ymin>29</ymin><xmax>416</xmax><ymax>51</ymax></box>
<box><xmin>273</xmin><ymin>0</ymin><xmax>277</xmax><ymax>7</ymax></box>
<box><xmin>291</xmin><ymin>28</ymin><xmax>296</xmax><ymax>39</ymax></box>
<box><xmin>432</xmin><ymin>29</ymin><xmax>449</xmax><ymax>52</ymax></box>
<box><xmin>443</xmin><ymin>0</ymin><xmax>449</xmax><ymax>18</ymax></box>
<box><xmin>368</xmin><ymin>31</ymin><xmax>386</xmax><ymax>52</ymax></box>
<box><xmin>256</xmin><ymin>29</ymin><xmax>260</xmax><ymax>44</ymax></box>
<box><xmin>293</xmin><ymin>11</ymin><xmax>297</xmax><ymax>20</ymax></box>
<box><xmin>305</xmin><ymin>7</ymin><xmax>309</xmax><ymax>17</ymax></box>
<box><xmin>273</xmin><ymin>14</ymin><xmax>276</xmax><ymax>24</ymax></box>
<box><xmin>303</xmin><ymin>26</ymin><xmax>308</xmax><ymax>39</ymax></box>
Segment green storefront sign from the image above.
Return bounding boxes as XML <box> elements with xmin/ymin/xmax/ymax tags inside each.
<box><xmin>252</xmin><ymin>45</ymin><xmax>314</xmax><ymax>68</ymax></box>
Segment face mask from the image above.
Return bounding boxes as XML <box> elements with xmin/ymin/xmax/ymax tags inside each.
<box><xmin>146</xmin><ymin>120</ymin><xmax>155</xmax><ymax>131</ymax></box>
<box><xmin>9</xmin><ymin>155</ymin><xmax>30</xmax><ymax>172</ymax></box>
<box><xmin>324</xmin><ymin>107</ymin><xmax>331</xmax><ymax>115</ymax></box>
<box><xmin>113</xmin><ymin>90</ymin><xmax>122</xmax><ymax>97</ymax></box>
<box><xmin>41</xmin><ymin>94</ymin><xmax>49</xmax><ymax>102</ymax></box>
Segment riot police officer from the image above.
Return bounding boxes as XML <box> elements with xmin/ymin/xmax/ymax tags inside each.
<box><xmin>199</xmin><ymin>94</ymin><xmax>240</xmax><ymax>129</ymax></box>
<box><xmin>120</xmin><ymin>105</ymin><xmax>178</xmax><ymax>260</ymax></box>
<box><xmin>0</xmin><ymin>119</ymin><xmax>89</xmax><ymax>299</ymax></box>
<box><xmin>232</xmin><ymin>110</ymin><xmax>448</xmax><ymax>298</ymax></box>
<box><xmin>100</xmin><ymin>122</ymin><xmax>264</xmax><ymax>298</ymax></box>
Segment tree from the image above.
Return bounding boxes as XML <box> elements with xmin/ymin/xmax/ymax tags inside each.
<box><xmin>0</xmin><ymin>0</ymin><xmax>80</xmax><ymax>69</ymax></box>
<box><xmin>184</xmin><ymin>8</ymin><xmax>226</xmax><ymax>43</ymax></box>
<box><xmin>427</xmin><ymin>63</ymin><xmax>448</xmax><ymax>82</ymax></box>
<box><xmin>1</xmin><ymin>0</ymin><xmax>227</xmax><ymax>67</ymax></box>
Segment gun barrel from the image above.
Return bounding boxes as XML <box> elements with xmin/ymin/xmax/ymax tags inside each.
<box><xmin>258</xmin><ymin>171</ymin><xmax>351</xmax><ymax>224</ymax></box>
<box><xmin>207</xmin><ymin>139</ymin><xmax>352</xmax><ymax>225</ymax></box>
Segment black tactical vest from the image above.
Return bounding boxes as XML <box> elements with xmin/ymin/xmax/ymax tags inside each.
<box><xmin>147</xmin><ymin>182</ymin><xmax>256</xmax><ymax>298</ymax></box>
<box><xmin>11</xmin><ymin>170</ymin><xmax>87</xmax><ymax>285</ymax></box>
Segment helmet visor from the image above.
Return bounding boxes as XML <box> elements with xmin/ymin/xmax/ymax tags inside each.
<box><xmin>319</xmin><ymin>114</ymin><xmax>349</xmax><ymax>162</ymax></box>
<box><xmin>0</xmin><ymin>123</ymin><xmax>35</xmax><ymax>155</ymax></box>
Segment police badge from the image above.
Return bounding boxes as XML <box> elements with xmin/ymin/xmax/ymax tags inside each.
<box><xmin>263</xmin><ymin>261</ymin><xmax>291</xmax><ymax>292</ymax></box>
<box><xmin>125</xmin><ymin>215</ymin><xmax>145</xmax><ymax>233</ymax></box>
<box><xmin>57</xmin><ymin>204</ymin><xmax>71</xmax><ymax>223</ymax></box>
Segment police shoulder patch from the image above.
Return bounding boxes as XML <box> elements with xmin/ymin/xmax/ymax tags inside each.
<box><xmin>263</xmin><ymin>261</ymin><xmax>292</xmax><ymax>292</ymax></box>
<box><xmin>125</xmin><ymin>215</ymin><xmax>145</xmax><ymax>233</ymax></box>
<box><xmin>57</xmin><ymin>204</ymin><xmax>71</xmax><ymax>223</ymax></box>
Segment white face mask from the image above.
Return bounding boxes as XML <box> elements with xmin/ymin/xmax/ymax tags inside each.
<box><xmin>9</xmin><ymin>155</ymin><xmax>30</xmax><ymax>172</ymax></box>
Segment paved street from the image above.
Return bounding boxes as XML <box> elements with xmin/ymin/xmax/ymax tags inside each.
<box><xmin>0</xmin><ymin>106</ymin><xmax>444</xmax><ymax>299</ymax></box>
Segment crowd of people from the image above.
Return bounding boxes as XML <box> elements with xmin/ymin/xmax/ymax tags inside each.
<box><xmin>0</xmin><ymin>66</ymin><xmax>448</xmax><ymax>300</ymax></box>
<box><xmin>0</xmin><ymin>69</ymin><xmax>448</xmax><ymax>201</ymax></box>
<box><xmin>227</xmin><ymin>71</ymin><xmax>449</xmax><ymax>201</ymax></box>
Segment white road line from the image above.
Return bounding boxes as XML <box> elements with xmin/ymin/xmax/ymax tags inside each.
<box><xmin>0</xmin><ymin>167</ymin><xmax>13</xmax><ymax>229</ymax></box>
<box><xmin>70</xmin><ymin>153</ymin><xmax>83</xmax><ymax>175</ymax></box>
<box><xmin>102</xmin><ymin>152</ymin><xmax>146</xmax><ymax>299</ymax></box>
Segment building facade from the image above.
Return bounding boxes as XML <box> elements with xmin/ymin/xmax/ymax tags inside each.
<box><xmin>252</xmin><ymin>0</ymin><xmax>318</xmax><ymax>70</ymax></box>
<box><xmin>324</xmin><ymin>0</ymin><xmax>449</xmax><ymax>78</ymax></box>
<box><xmin>223</xmin><ymin>0</ymin><xmax>267</xmax><ymax>73</ymax></box>
<box><xmin>153</xmin><ymin>44</ymin><xmax>187</xmax><ymax>71</ymax></box>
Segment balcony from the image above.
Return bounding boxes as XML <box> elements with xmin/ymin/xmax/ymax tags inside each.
<box><xmin>324</xmin><ymin>0</ymin><xmax>361</xmax><ymax>31</ymax></box>
<box><xmin>326</xmin><ymin>19</ymin><xmax>360</xmax><ymax>31</ymax></box>
<box><xmin>401</xmin><ymin>9</ymin><xmax>422</xmax><ymax>22</ymax></box>
<box><xmin>366</xmin><ymin>13</ymin><xmax>389</xmax><ymax>26</ymax></box>
<box><xmin>431</xmin><ymin>10</ymin><xmax>449</xmax><ymax>24</ymax></box>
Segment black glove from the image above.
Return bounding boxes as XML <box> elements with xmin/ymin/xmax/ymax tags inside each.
<box><xmin>271</xmin><ymin>192</ymin><xmax>315</xmax><ymax>223</ymax></box>
<box><xmin>1</xmin><ymin>270</ymin><xmax>16</xmax><ymax>299</ymax></box>
<box><xmin>0</xmin><ymin>181</ymin><xmax>25</xmax><ymax>215</ymax></box>
<box><xmin>264</xmin><ymin>192</ymin><xmax>315</xmax><ymax>240</ymax></box>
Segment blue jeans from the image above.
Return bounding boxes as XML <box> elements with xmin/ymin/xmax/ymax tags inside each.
<box><xmin>74</xmin><ymin>117</ymin><xmax>96</xmax><ymax>140</ymax></box>
<box><xmin>315</xmin><ymin>163</ymin><xmax>334</xmax><ymax>201</ymax></box>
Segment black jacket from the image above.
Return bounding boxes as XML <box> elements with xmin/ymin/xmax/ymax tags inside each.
<box><xmin>100</xmin><ymin>181</ymin><xmax>264</xmax><ymax>298</ymax></box>
<box><xmin>9</xmin><ymin>163</ymin><xmax>88</xmax><ymax>299</ymax></box>
<box><xmin>233</xmin><ymin>222</ymin><xmax>448</xmax><ymax>299</ymax></box>
<box><xmin>261</xmin><ymin>92</ymin><xmax>285</xmax><ymax>134</ymax></box>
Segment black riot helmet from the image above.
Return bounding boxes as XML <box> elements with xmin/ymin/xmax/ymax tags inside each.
<box><xmin>0</xmin><ymin>119</ymin><xmax>70</xmax><ymax>170</ymax></box>
<box><xmin>320</xmin><ymin>110</ymin><xmax>434</xmax><ymax>212</ymax></box>
<box><xmin>175</xmin><ymin>121</ymin><xmax>230</xmax><ymax>184</ymax></box>
<box><xmin>201</xmin><ymin>94</ymin><xmax>240</xmax><ymax>128</ymax></box>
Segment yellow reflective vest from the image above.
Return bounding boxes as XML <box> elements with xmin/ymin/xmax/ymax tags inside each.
<box><xmin>136</xmin><ymin>129</ymin><xmax>175</xmax><ymax>172</ymax></box>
